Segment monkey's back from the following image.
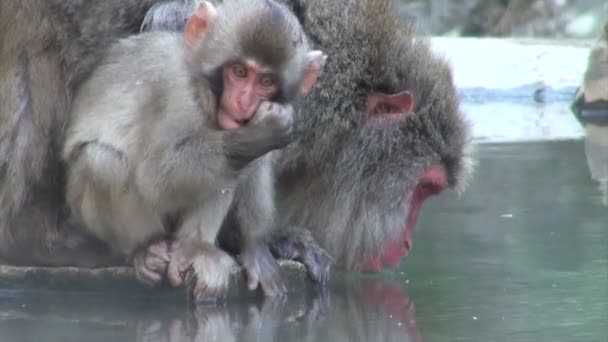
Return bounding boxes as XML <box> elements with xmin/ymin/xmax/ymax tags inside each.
<box><xmin>63</xmin><ymin>31</ymin><xmax>201</xmax><ymax>163</ymax></box>
<box><xmin>62</xmin><ymin>31</ymin><xmax>210</xmax><ymax>255</ymax></box>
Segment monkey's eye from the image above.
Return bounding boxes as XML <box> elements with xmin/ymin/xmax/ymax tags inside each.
<box><xmin>259</xmin><ymin>75</ymin><xmax>275</xmax><ymax>87</ymax></box>
<box><xmin>232</xmin><ymin>64</ymin><xmax>247</xmax><ymax>78</ymax></box>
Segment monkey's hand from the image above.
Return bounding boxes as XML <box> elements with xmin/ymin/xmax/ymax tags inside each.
<box><xmin>223</xmin><ymin>102</ymin><xmax>295</xmax><ymax>170</ymax></box>
<box><xmin>168</xmin><ymin>242</ymin><xmax>237</xmax><ymax>302</ymax></box>
<box><xmin>240</xmin><ymin>243</ymin><xmax>287</xmax><ymax>297</ymax></box>
<box><xmin>249</xmin><ymin>101</ymin><xmax>295</xmax><ymax>150</ymax></box>
<box><xmin>132</xmin><ymin>239</ymin><xmax>177</xmax><ymax>287</ymax></box>
<box><xmin>270</xmin><ymin>230</ymin><xmax>334</xmax><ymax>286</ymax></box>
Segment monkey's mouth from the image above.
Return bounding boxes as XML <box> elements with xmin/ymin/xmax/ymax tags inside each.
<box><xmin>218</xmin><ymin>111</ymin><xmax>246</xmax><ymax>130</ymax></box>
<box><xmin>360</xmin><ymin>230</ymin><xmax>411</xmax><ymax>273</ymax></box>
<box><xmin>360</xmin><ymin>165</ymin><xmax>448</xmax><ymax>273</ymax></box>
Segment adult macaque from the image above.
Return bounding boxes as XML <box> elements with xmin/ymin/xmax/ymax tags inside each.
<box><xmin>219</xmin><ymin>0</ymin><xmax>474</xmax><ymax>276</ymax></box>
<box><xmin>62</xmin><ymin>0</ymin><xmax>325</xmax><ymax>299</ymax></box>
<box><xmin>0</xmin><ymin>0</ymin><xmax>197</xmax><ymax>267</ymax></box>
<box><xmin>0</xmin><ymin>0</ymin><xmax>473</xmax><ymax>287</ymax></box>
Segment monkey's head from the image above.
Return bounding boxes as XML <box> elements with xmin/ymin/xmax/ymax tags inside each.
<box><xmin>184</xmin><ymin>0</ymin><xmax>326</xmax><ymax>130</ymax></box>
<box><xmin>277</xmin><ymin>0</ymin><xmax>474</xmax><ymax>272</ymax></box>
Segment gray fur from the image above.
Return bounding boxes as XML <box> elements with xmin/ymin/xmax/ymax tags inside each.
<box><xmin>192</xmin><ymin>0</ymin><xmax>314</xmax><ymax>101</ymax></box>
<box><xmin>140</xmin><ymin>0</ymin><xmax>200</xmax><ymax>32</ymax></box>
<box><xmin>263</xmin><ymin>0</ymin><xmax>474</xmax><ymax>269</ymax></box>
<box><xmin>0</xmin><ymin>0</ymin><xmax>191</xmax><ymax>267</ymax></box>
<box><xmin>0</xmin><ymin>0</ymin><xmax>474</xmax><ymax>284</ymax></box>
<box><xmin>63</xmin><ymin>0</ymin><xmax>318</xmax><ymax>297</ymax></box>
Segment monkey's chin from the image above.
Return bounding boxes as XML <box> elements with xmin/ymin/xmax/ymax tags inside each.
<box><xmin>360</xmin><ymin>240</ymin><xmax>408</xmax><ymax>273</ymax></box>
<box><xmin>218</xmin><ymin>112</ymin><xmax>241</xmax><ymax>130</ymax></box>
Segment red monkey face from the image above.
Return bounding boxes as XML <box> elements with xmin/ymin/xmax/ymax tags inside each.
<box><xmin>360</xmin><ymin>165</ymin><xmax>448</xmax><ymax>272</ymax></box>
<box><xmin>359</xmin><ymin>92</ymin><xmax>450</xmax><ymax>272</ymax></box>
<box><xmin>218</xmin><ymin>60</ymin><xmax>279</xmax><ymax>130</ymax></box>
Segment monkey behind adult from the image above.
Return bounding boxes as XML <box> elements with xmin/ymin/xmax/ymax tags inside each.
<box><xmin>0</xmin><ymin>0</ymin><xmax>199</xmax><ymax>267</ymax></box>
<box><xmin>62</xmin><ymin>0</ymin><xmax>326</xmax><ymax>299</ymax></box>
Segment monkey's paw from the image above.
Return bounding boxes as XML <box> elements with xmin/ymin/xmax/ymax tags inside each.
<box><xmin>240</xmin><ymin>244</ymin><xmax>287</xmax><ymax>297</ymax></box>
<box><xmin>270</xmin><ymin>235</ymin><xmax>334</xmax><ymax>286</ymax></box>
<box><xmin>133</xmin><ymin>239</ymin><xmax>175</xmax><ymax>287</ymax></box>
<box><xmin>252</xmin><ymin>102</ymin><xmax>294</xmax><ymax>136</ymax></box>
<box><xmin>183</xmin><ymin>248</ymin><xmax>238</xmax><ymax>302</ymax></box>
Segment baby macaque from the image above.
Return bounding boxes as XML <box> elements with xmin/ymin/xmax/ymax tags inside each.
<box><xmin>62</xmin><ymin>0</ymin><xmax>325</xmax><ymax>300</ymax></box>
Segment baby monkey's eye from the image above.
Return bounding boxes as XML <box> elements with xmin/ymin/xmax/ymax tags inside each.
<box><xmin>232</xmin><ymin>63</ymin><xmax>247</xmax><ymax>78</ymax></box>
<box><xmin>259</xmin><ymin>75</ymin><xmax>275</xmax><ymax>87</ymax></box>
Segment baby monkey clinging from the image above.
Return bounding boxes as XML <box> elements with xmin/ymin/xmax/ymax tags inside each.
<box><xmin>62</xmin><ymin>0</ymin><xmax>326</xmax><ymax>300</ymax></box>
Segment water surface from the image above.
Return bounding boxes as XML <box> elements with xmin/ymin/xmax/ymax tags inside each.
<box><xmin>0</xmin><ymin>140</ymin><xmax>606</xmax><ymax>341</ymax></box>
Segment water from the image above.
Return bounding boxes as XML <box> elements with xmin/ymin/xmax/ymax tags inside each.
<box><xmin>0</xmin><ymin>140</ymin><xmax>606</xmax><ymax>341</ymax></box>
<box><xmin>405</xmin><ymin>140</ymin><xmax>607</xmax><ymax>341</ymax></box>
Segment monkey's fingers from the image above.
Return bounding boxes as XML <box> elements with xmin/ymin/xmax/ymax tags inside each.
<box><xmin>241</xmin><ymin>246</ymin><xmax>288</xmax><ymax>297</ymax></box>
<box><xmin>147</xmin><ymin>240</ymin><xmax>173</xmax><ymax>262</ymax></box>
<box><xmin>246</xmin><ymin>272</ymin><xmax>260</xmax><ymax>291</ymax></box>
<box><xmin>302</xmin><ymin>246</ymin><xmax>333</xmax><ymax>286</ymax></box>
<box><xmin>134</xmin><ymin>263</ymin><xmax>163</xmax><ymax>287</ymax></box>
<box><xmin>133</xmin><ymin>252</ymin><xmax>164</xmax><ymax>287</ymax></box>
<box><xmin>257</xmin><ymin>266</ymin><xmax>287</xmax><ymax>298</ymax></box>
<box><xmin>269</xmin><ymin>235</ymin><xmax>334</xmax><ymax>286</ymax></box>
<box><xmin>167</xmin><ymin>259</ymin><xmax>189</xmax><ymax>287</ymax></box>
<box><xmin>186</xmin><ymin>249</ymin><xmax>236</xmax><ymax>302</ymax></box>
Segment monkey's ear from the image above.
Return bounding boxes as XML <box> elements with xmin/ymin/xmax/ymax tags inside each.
<box><xmin>387</xmin><ymin>91</ymin><xmax>415</xmax><ymax>113</ymax></box>
<box><xmin>184</xmin><ymin>1</ymin><xmax>217</xmax><ymax>47</ymax></box>
<box><xmin>299</xmin><ymin>50</ymin><xmax>327</xmax><ymax>96</ymax></box>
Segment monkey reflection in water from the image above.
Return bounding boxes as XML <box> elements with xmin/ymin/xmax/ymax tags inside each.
<box><xmin>133</xmin><ymin>281</ymin><xmax>422</xmax><ymax>342</ymax></box>
<box><xmin>62</xmin><ymin>0</ymin><xmax>327</xmax><ymax>301</ymax></box>
<box><xmin>0</xmin><ymin>280</ymin><xmax>421</xmax><ymax>342</ymax></box>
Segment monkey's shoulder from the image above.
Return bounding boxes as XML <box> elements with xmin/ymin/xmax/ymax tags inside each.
<box><xmin>104</xmin><ymin>31</ymin><xmax>188</xmax><ymax>69</ymax></box>
<box><xmin>73</xmin><ymin>30</ymin><xmax>193</xmax><ymax>113</ymax></box>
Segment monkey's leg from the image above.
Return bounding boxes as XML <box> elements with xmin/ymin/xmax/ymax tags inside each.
<box><xmin>234</xmin><ymin>156</ymin><xmax>287</xmax><ymax>297</ymax></box>
<box><xmin>66</xmin><ymin>142</ymin><xmax>167</xmax><ymax>284</ymax></box>
<box><xmin>168</xmin><ymin>194</ymin><xmax>238</xmax><ymax>301</ymax></box>
<box><xmin>269</xmin><ymin>227</ymin><xmax>333</xmax><ymax>286</ymax></box>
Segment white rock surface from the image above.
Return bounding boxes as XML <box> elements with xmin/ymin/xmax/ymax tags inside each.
<box><xmin>430</xmin><ymin>37</ymin><xmax>593</xmax><ymax>143</ymax></box>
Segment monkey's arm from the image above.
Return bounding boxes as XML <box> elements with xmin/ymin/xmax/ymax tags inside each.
<box><xmin>233</xmin><ymin>154</ymin><xmax>287</xmax><ymax>296</ymax></box>
<box><xmin>140</xmin><ymin>0</ymin><xmax>199</xmax><ymax>32</ymax></box>
<box><xmin>137</xmin><ymin>101</ymin><xmax>294</xmax><ymax>198</ymax></box>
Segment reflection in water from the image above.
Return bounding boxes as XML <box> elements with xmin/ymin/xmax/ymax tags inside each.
<box><xmin>583</xmin><ymin>126</ymin><xmax>608</xmax><ymax>205</ymax></box>
<box><xmin>0</xmin><ymin>279</ymin><xmax>421</xmax><ymax>342</ymax></box>
<box><xmin>0</xmin><ymin>141</ymin><xmax>606</xmax><ymax>341</ymax></box>
<box><xmin>410</xmin><ymin>140</ymin><xmax>607</xmax><ymax>341</ymax></box>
